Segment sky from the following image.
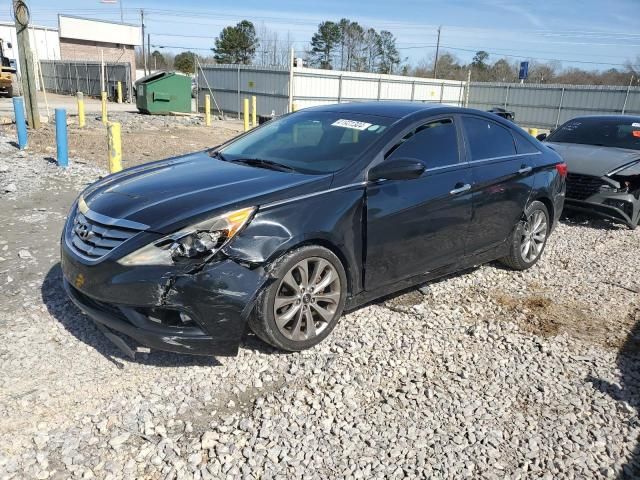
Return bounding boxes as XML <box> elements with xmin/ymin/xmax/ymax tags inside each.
<box><xmin>3</xmin><ymin>0</ymin><xmax>639</xmax><ymax>71</ymax></box>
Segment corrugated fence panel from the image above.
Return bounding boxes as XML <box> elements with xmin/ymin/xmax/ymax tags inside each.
<box><xmin>341</xmin><ymin>78</ymin><xmax>378</xmax><ymax>100</ymax></box>
<box><xmin>198</xmin><ymin>64</ymin><xmax>290</xmax><ymax>117</ymax></box>
<box><xmin>293</xmin><ymin>72</ymin><xmax>340</xmax><ymax>103</ymax></box>
<box><xmin>199</xmin><ymin>65</ymin><xmax>466</xmax><ymax>114</ymax></box>
<box><xmin>197</xmin><ymin>66</ymin><xmax>638</xmax><ymax>127</ymax></box>
<box><xmin>626</xmin><ymin>91</ymin><xmax>640</xmax><ymax>114</ymax></box>
<box><xmin>380</xmin><ymin>80</ymin><xmax>413</xmax><ymax>100</ymax></box>
<box><xmin>40</xmin><ymin>60</ymin><xmax>131</xmax><ymax>100</ymax></box>
<box><xmin>468</xmin><ymin>82</ymin><xmax>640</xmax><ymax>128</ymax></box>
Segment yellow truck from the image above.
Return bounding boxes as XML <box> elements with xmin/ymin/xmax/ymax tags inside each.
<box><xmin>0</xmin><ymin>39</ymin><xmax>18</xmax><ymax>97</ymax></box>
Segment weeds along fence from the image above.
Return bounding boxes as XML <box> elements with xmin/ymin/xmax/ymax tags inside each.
<box><xmin>196</xmin><ymin>64</ymin><xmax>466</xmax><ymax>118</ymax></box>
<box><xmin>39</xmin><ymin>60</ymin><xmax>133</xmax><ymax>101</ymax></box>
<box><xmin>467</xmin><ymin>82</ymin><xmax>640</xmax><ymax>129</ymax></box>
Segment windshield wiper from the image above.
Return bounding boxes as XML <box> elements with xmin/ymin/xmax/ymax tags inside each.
<box><xmin>231</xmin><ymin>158</ymin><xmax>296</xmax><ymax>173</ymax></box>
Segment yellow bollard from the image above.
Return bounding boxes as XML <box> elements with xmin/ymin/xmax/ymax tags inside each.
<box><xmin>243</xmin><ymin>98</ymin><xmax>249</xmax><ymax>132</ymax></box>
<box><xmin>107</xmin><ymin>122</ymin><xmax>122</xmax><ymax>173</ymax></box>
<box><xmin>101</xmin><ymin>91</ymin><xmax>108</xmax><ymax>125</ymax></box>
<box><xmin>528</xmin><ymin>127</ymin><xmax>538</xmax><ymax>137</ymax></box>
<box><xmin>77</xmin><ymin>91</ymin><xmax>85</xmax><ymax>128</ymax></box>
<box><xmin>205</xmin><ymin>94</ymin><xmax>211</xmax><ymax>127</ymax></box>
<box><xmin>292</xmin><ymin>102</ymin><xmax>298</xmax><ymax>112</ymax></box>
<box><xmin>116</xmin><ymin>82</ymin><xmax>123</xmax><ymax>104</ymax></box>
<box><xmin>251</xmin><ymin>95</ymin><xmax>257</xmax><ymax>128</ymax></box>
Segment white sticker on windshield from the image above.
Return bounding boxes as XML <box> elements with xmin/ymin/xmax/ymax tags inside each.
<box><xmin>632</xmin><ymin>122</ymin><xmax>640</xmax><ymax>128</ymax></box>
<box><xmin>331</xmin><ymin>119</ymin><xmax>372</xmax><ymax>130</ymax></box>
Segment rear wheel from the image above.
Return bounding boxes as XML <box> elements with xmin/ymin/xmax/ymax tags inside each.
<box><xmin>500</xmin><ymin>200</ymin><xmax>550</xmax><ymax>270</ymax></box>
<box><xmin>250</xmin><ymin>245</ymin><xmax>347</xmax><ymax>351</ymax></box>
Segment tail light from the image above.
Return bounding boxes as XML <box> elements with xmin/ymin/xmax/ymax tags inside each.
<box><xmin>555</xmin><ymin>162</ymin><xmax>568</xmax><ymax>178</ymax></box>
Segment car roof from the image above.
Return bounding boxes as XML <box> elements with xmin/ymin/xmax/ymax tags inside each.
<box><xmin>565</xmin><ymin>115</ymin><xmax>640</xmax><ymax>122</ymax></box>
<box><xmin>304</xmin><ymin>101</ymin><xmax>453</xmax><ymax>119</ymax></box>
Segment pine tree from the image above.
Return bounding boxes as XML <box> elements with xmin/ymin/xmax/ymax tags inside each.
<box><xmin>213</xmin><ymin>20</ymin><xmax>259</xmax><ymax>64</ymax></box>
<box><xmin>310</xmin><ymin>21</ymin><xmax>341</xmax><ymax>69</ymax></box>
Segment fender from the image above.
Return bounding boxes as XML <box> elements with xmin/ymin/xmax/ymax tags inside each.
<box><xmin>222</xmin><ymin>186</ymin><xmax>366</xmax><ymax>296</ymax></box>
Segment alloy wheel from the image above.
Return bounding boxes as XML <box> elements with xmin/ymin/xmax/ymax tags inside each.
<box><xmin>520</xmin><ymin>209</ymin><xmax>548</xmax><ymax>263</ymax></box>
<box><xmin>273</xmin><ymin>257</ymin><xmax>342</xmax><ymax>341</ymax></box>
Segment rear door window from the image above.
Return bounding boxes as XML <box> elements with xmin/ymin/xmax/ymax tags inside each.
<box><xmin>386</xmin><ymin>118</ymin><xmax>460</xmax><ymax>168</ymax></box>
<box><xmin>514</xmin><ymin>133</ymin><xmax>540</xmax><ymax>154</ymax></box>
<box><xmin>462</xmin><ymin>116</ymin><xmax>516</xmax><ymax>160</ymax></box>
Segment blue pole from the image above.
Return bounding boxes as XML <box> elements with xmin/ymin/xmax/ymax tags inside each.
<box><xmin>12</xmin><ymin>96</ymin><xmax>27</xmax><ymax>150</ymax></box>
<box><xmin>55</xmin><ymin>108</ymin><xmax>68</xmax><ymax>168</ymax></box>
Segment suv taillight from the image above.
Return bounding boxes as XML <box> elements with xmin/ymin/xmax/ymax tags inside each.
<box><xmin>555</xmin><ymin>163</ymin><xmax>568</xmax><ymax>178</ymax></box>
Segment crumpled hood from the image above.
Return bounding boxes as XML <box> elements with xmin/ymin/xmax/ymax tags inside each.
<box><xmin>82</xmin><ymin>151</ymin><xmax>331</xmax><ymax>233</ymax></box>
<box><xmin>546</xmin><ymin>142</ymin><xmax>640</xmax><ymax>177</ymax></box>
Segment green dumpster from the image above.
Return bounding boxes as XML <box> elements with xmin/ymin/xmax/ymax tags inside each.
<box><xmin>135</xmin><ymin>72</ymin><xmax>192</xmax><ymax>114</ymax></box>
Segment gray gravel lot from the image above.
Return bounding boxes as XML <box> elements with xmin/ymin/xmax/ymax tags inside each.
<box><xmin>1</xmin><ymin>128</ymin><xmax>640</xmax><ymax>479</ymax></box>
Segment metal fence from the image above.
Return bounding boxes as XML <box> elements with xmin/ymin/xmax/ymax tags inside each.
<box><xmin>199</xmin><ymin>65</ymin><xmax>640</xmax><ymax>128</ymax></box>
<box><xmin>39</xmin><ymin>60</ymin><xmax>133</xmax><ymax>101</ymax></box>
<box><xmin>467</xmin><ymin>82</ymin><xmax>640</xmax><ymax>129</ymax></box>
<box><xmin>197</xmin><ymin>64</ymin><xmax>466</xmax><ymax>117</ymax></box>
<box><xmin>197</xmin><ymin>64</ymin><xmax>290</xmax><ymax>117</ymax></box>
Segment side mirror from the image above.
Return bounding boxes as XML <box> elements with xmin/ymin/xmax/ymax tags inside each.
<box><xmin>536</xmin><ymin>133</ymin><xmax>547</xmax><ymax>141</ymax></box>
<box><xmin>6</xmin><ymin>42</ymin><xmax>12</xmax><ymax>49</ymax></box>
<box><xmin>368</xmin><ymin>158</ymin><xmax>426</xmax><ymax>182</ymax></box>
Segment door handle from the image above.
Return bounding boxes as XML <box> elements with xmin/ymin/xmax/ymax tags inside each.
<box><xmin>518</xmin><ymin>166</ymin><xmax>532</xmax><ymax>175</ymax></box>
<box><xmin>449</xmin><ymin>183</ymin><xmax>471</xmax><ymax>195</ymax></box>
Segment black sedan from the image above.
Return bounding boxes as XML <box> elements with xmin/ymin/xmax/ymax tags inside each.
<box><xmin>539</xmin><ymin>115</ymin><xmax>640</xmax><ymax>229</ymax></box>
<box><xmin>61</xmin><ymin>102</ymin><xmax>566</xmax><ymax>357</ymax></box>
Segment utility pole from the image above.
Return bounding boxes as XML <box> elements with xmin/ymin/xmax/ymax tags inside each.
<box><xmin>433</xmin><ymin>26</ymin><xmax>441</xmax><ymax>79</ymax></box>
<box><xmin>141</xmin><ymin>9</ymin><xmax>147</xmax><ymax>76</ymax></box>
<box><xmin>119</xmin><ymin>0</ymin><xmax>124</xmax><ymax>23</ymax></box>
<box><xmin>147</xmin><ymin>33</ymin><xmax>151</xmax><ymax>73</ymax></box>
<box><xmin>12</xmin><ymin>0</ymin><xmax>40</xmax><ymax>128</ymax></box>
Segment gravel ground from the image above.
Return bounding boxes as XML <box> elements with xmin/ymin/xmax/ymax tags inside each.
<box><xmin>1</xmin><ymin>128</ymin><xmax>640</xmax><ymax>479</ymax></box>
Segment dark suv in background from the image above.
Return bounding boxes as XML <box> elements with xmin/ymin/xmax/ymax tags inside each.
<box><xmin>61</xmin><ymin>102</ymin><xmax>566</xmax><ymax>357</ymax></box>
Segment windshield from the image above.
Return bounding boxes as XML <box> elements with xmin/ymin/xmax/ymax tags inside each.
<box><xmin>220</xmin><ymin>111</ymin><xmax>393</xmax><ymax>174</ymax></box>
<box><xmin>548</xmin><ymin>117</ymin><xmax>640</xmax><ymax>151</ymax></box>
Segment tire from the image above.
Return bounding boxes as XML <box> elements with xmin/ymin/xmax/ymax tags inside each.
<box><xmin>500</xmin><ymin>200</ymin><xmax>550</xmax><ymax>271</ymax></box>
<box><xmin>249</xmin><ymin>245</ymin><xmax>348</xmax><ymax>351</ymax></box>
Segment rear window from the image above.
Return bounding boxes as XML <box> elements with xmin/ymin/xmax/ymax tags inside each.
<box><xmin>548</xmin><ymin>117</ymin><xmax>640</xmax><ymax>151</ymax></box>
<box><xmin>462</xmin><ymin>116</ymin><xmax>516</xmax><ymax>160</ymax></box>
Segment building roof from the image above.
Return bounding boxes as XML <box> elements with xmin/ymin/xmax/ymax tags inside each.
<box><xmin>58</xmin><ymin>15</ymin><xmax>141</xmax><ymax>46</ymax></box>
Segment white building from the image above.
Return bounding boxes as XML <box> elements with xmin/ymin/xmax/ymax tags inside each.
<box><xmin>0</xmin><ymin>21</ymin><xmax>60</xmax><ymax>64</ymax></box>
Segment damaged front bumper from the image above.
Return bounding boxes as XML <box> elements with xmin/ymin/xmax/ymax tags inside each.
<box><xmin>61</xmin><ymin>245</ymin><xmax>270</xmax><ymax>357</ymax></box>
<box><xmin>565</xmin><ymin>192</ymin><xmax>639</xmax><ymax>228</ymax></box>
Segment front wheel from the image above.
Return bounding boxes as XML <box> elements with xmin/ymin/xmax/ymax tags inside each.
<box><xmin>250</xmin><ymin>245</ymin><xmax>347</xmax><ymax>351</ymax></box>
<box><xmin>500</xmin><ymin>200</ymin><xmax>550</xmax><ymax>270</ymax></box>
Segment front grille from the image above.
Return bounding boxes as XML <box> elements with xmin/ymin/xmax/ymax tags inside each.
<box><xmin>70</xmin><ymin>211</ymin><xmax>143</xmax><ymax>259</ymax></box>
<box><xmin>566</xmin><ymin>173</ymin><xmax>605</xmax><ymax>201</ymax></box>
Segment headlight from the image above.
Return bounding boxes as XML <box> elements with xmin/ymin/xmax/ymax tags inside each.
<box><xmin>117</xmin><ymin>207</ymin><xmax>255</xmax><ymax>266</ymax></box>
